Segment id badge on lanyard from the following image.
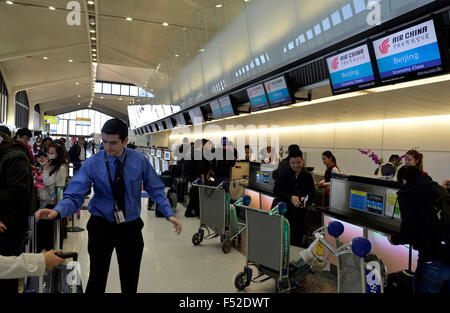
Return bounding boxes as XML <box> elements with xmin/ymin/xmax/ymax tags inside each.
<box><xmin>105</xmin><ymin>151</ymin><xmax>127</xmax><ymax>224</ymax></box>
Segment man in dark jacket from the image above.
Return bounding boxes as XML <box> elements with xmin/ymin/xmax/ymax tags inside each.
<box><xmin>273</xmin><ymin>149</ymin><xmax>315</xmax><ymax>247</ymax></box>
<box><xmin>212</xmin><ymin>137</ymin><xmax>238</xmax><ymax>191</ymax></box>
<box><xmin>68</xmin><ymin>137</ymin><xmax>87</xmax><ymax>175</ymax></box>
<box><xmin>0</xmin><ymin>130</ymin><xmax>34</xmax><ymax>293</ymax></box>
<box><xmin>272</xmin><ymin>144</ymin><xmax>301</xmax><ymax>181</ymax></box>
<box><xmin>389</xmin><ymin>165</ymin><xmax>450</xmax><ymax>293</ymax></box>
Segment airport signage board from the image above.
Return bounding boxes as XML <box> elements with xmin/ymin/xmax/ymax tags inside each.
<box><xmin>264</xmin><ymin>76</ymin><xmax>293</xmax><ymax>107</ymax></box>
<box><xmin>218</xmin><ymin>96</ymin><xmax>234</xmax><ymax>117</ymax></box>
<box><xmin>209</xmin><ymin>100</ymin><xmax>223</xmax><ymax>119</ymax></box>
<box><xmin>247</xmin><ymin>84</ymin><xmax>270</xmax><ymax>111</ymax></box>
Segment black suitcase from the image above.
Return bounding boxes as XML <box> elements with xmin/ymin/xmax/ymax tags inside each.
<box><xmin>385</xmin><ymin>270</ymin><xmax>414</xmax><ymax>293</ymax></box>
<box><xmin>174</xmin><ymin>178</ymin><xmax>185</xmax><ymax>203</ymax></box>
<box><xmin>24</xmin><ymin>253</ymin><xmax>83</xmax><ymax>293</ymax></box>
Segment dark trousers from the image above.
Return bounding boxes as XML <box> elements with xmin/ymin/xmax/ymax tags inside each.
<box><xmin>0</xmin><ymin>230</ymin><xmax>26</xmax><ymax>293</ymax></box>
<box><xmin>85</xmin><ymin>215</ymin><xmax>144</xmax><ymax>293</ymax></box>
<box><xmin>285</xmin><ymin>207</ymin><xmax>308</xmax><ymax>248</ymax></box>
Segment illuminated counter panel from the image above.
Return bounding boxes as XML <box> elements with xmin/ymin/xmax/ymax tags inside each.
<box><xmin>367</xmin><ymin>229</ymin><xmax>418</xmax><ymax>273</ymax></box>
<box><xmin>244</xmin><ymin>188</ymin><xmax>260</xmax><ymax>210</ymax></box>
<box><xmin>260</xmin><ymin>194</ymin><xmax>275</xmax><ymax>213</ymax></box>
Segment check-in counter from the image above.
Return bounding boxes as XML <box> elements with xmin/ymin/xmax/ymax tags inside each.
<box><xmin>319</xmin><ymin>174</ymin><xmax>417</xmax><ymax>273</ymax></box>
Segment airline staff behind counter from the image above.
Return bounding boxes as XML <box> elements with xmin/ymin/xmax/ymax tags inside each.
<box><xmin>35</xmin><ymin>118</ymin><xmax>182</xmax><ymax>293</ymax></box>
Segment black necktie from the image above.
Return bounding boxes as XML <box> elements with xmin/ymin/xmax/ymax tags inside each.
<box><xmin>113</xmin><ymin>159</ymin><xmax>126</xmax><ymax>217</ymax></box>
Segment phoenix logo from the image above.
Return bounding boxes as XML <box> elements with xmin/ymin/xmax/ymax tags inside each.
<box><xmin>267</xmin><ymin>83</ymin><xmax>271</xmax><ymax>91</ymax></box>
<box><xmin>379</xmin><ymin>38</ymin><xmax>390</xmax><ymax>55</ymax></box>
<box><xmin>331</xmin><ymin>57</ymin><xmax>339</xmax><ymax>70</ymax></box>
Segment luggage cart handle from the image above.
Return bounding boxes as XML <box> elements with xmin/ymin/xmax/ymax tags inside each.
<box><xmin>55</xmin><ymin>252</ymin><xmax>78</xmax><ymax>262</ymax></box>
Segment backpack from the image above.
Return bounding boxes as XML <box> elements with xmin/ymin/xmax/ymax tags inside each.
<box><xmin>426</xmin><ymin>186</ymin><xmax>450</xmax><ymax>260</ymax></box>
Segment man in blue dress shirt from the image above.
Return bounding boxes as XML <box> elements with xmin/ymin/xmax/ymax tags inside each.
<box><xmin>35</xmin><ymin>118</ymin><xmax>182</xmax><ymax>293</ymax></box>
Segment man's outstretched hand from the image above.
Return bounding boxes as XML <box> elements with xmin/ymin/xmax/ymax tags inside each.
<box><xmin>35</xmin><ymin>209</ymin><xmax>59</xmax><ymax>222</ymax></box>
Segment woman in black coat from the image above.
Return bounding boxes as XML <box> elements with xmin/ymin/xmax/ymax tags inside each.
<box><xmin>273</xmin><ymin>149</ymin><xmax>315</xmax><ymax>247</ymax></box>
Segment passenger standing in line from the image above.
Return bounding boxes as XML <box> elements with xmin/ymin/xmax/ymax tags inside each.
<box><xmin>185</xmin><ymin>139</ymin><xmax>208</xmax><ymax>217</ymax></box>
<box><xmin>36</xmin><ymin>143</ymin><xmax>69</xmax><ymax>251</ymax></box>
<box><xmin>35</xmin><ymin>118</ymin><xmax>182</xmax><ymax>293</ymax></box>
<box><xmin>212</xmin><ymin>137</ymin><xmax>237</xmax><ymax>192</ymax></box>
<box><xmin>272</xmin><ymin>144</ymin><xmax>301</xmax><ymax>181</ymax></box>
<box><xmin>35</xmin><ymin>137</ymin><xmax>53</xmax><ymax>163</ymax></box>
<box><xmin>33</xmin><ymin>136</ymin><xmax>42</xmax><ymax>155</ymax></box>
<box><xmin>389</xmin><ymin>166</ymin><xmax>450</xmax><ymax>293</ymax></box>
<box><xmin>319</xmin><ymin>151</ymin><xmax>340</xmax><ymax>184</ymax></box>
<box><xmin>14</xmin><ymin>128</ymin><xmax>35</xmax><ymax>165</ymax></box>
<box><xmin>68</xmin><ymin>137</ymin><xmax>87</xmax><ymax>176</ymax></box>
<box><xmin>273</xmin><ymin>149</ymin><xmax>315</xmax><ymax>248</ymax></box>
<box><xmin>0</xmin><ymin>128</ymin><xmax>34</xmax><ymax>293</ymax></box>
<box><xmin>405</xmin><ymin>149</ymin><xmax>428</xmax><ymax>176</ymax></box>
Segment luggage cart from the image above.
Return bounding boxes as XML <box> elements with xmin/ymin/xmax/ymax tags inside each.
<box><xmin>233</xmin><ymin>202</ymin><xmax>315</xmax><ymax>293</ymax></box>
<box><xmin>191</xmin><ymin>180</ymin><xmax>249</xmax><ymax>253</ymax></box>
<box><xmin>299</xmin><ymin>221</ymin><xmax>388</xmax><ymax>293</ymax></box>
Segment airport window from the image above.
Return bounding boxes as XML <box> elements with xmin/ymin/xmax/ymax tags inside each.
<box><xmin>95</xmin><ymin>82</ymin><xmax>103</xmax><ymax>93</ymax></box>
<box><xmin>102</xmin><ymin>83</ymin><xmax>112</xmax><ymax>94</ymax></box>
<box><xmin>121</xmin><ymin>85</ymin><xmax>130</xmax><ymax>96</ymax></box>
<box><xmin>130</xmin><ymin>86</ymin><xmax>138</xmax><ymax>97</ymax></box>
<box><xmin>112</xmin><ymin>84</ymin><xmax>121</xmax><ymax>95</ymax></box>
<box><xmin>322</xmin><ymin>18</ymin><xmax>331</xmax><ymax>31</ymax></box>
<box><xmin>15</xmin><ymin>90</ymin><xmax>29</xmax><ymax>129</ymax></box>
<box><xmin>331</xmin><ymin>10</ymin><xmax>342</xmax><ymax>26</ymax></box>
<box><xmin>342</xmin><ymin>4</ymin><xmax>353</xmax><ymax>20</ymax></box>
<box><xmin>353</xmin><ymin>0</ymin><xmax>366</xmax><ymax>14</ymax></box>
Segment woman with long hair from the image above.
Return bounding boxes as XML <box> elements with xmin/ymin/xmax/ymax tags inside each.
<box><xmin>320</xmin><ymin>151</ymin><xmax>340</xmax><ymax>184</ymax></box>
<box><xmin>405</xmin><ymin>149</ymin><xmax>427</xmax><ymax>176</ymax></box>
<box><xmin>38</xmin><ymin>143</ymin><xmax>69</xmax><ymax>201</ymax></box>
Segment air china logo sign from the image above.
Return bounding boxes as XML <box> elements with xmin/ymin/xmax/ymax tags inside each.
<box><xmin>379</xmin><ymin>38</ymin><xmax>390</xmax><ymax>55</ymax></box>
<box><xmin>331</xmin><ymin>57</ymin><xmax>339</xmax><ymax>70</ymax></box>
<box><xmin>266</xmin><ymin>83</ymin><xmax>272</xmax><ymax>92</ymax></box>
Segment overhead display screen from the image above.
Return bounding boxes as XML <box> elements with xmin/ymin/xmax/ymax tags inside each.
<box><xmin>264</xmin><ymin>76</ymin><xmax>293</xmax><ymax>107</ymax></box>
<box><xmin>157</xmin><ymin>149</ymin><xmax>162</xmax><ymax>158</ymax></box>
<box><xmin>151</xmin><ymin>148</ymin><xmax>155</xmax><ymax>156</ymax></box>
<box><xmin>164</xmin><ymin>118</ymin><xmax>173</xmax><ymax>129</ymax></box>
<box><xmin>218</xmin><ymin>96</ymin><xmax>235</xmax><ymax>117</ymax></box>
<box><xmin>326</xmin><ymin>44</ymin><xmax>377</xmax><ymax>94</ymax></box>
<box><xmin>164</xmin><ymin>151</ymin><xmax>171</xmax><ymax>161</ymax></box>
<box><xmin>247</xmin><ymin>84</ymin><xmax>270</xmax><ymax>111</ymax></box>
<box><xmin>209</xmin><ymin>100</ymin><xmax>223</xmax><ymax>119</ymax></box>
<box><xmin>372</xmin><ymin>19</ymin><xmax>444</xmax><ymax>84</ymax></box>
<box><xmin>151</xmin><ymin>124</ymin><xmax>157</xmax><ymax>132</ymax></box>
<box><xmin>189</xmin><ymin>107</ymin><xmax>204</xmax><ymax>125</ymax></box>
<box><xmin>157</xmin><ymin>121</ymin><xmax>164</xmax><ymax>131</ymax></box>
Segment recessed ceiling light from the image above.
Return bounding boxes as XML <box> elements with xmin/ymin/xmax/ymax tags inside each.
<box><xmin>49</xmin><ymin>6</ymin><xmax>55</xmax><ymax>10</ymax></box>
<box><xmin>92</xmin><ymin>48</ymin><xmax>97</xmax><ymax>52</ymax></box>
<box><xmin>174</xmin><ymin>54</ymin><xmax>179</xmax><ymax>57</ymax></box>
<box><xmin>100</xmin><ymin>96</ymin><xmax>104</xmax><ymax>99</ymax></box>
<box><xmin>43</xmin><ymin>56</ymin><xmax>48</xmax><ymax>60</ymax></box>
<box><xmin>118</xmin><ymin>98</ymin><xmax>122</xmax><ymax>100</ymax></box>
<box><xmin>126</xmin><ymin>17</ymin><xmax>133</xmax><ymax>21</ymax></box>
<box><xmin>216</xmin><ymin>4</ymin><xmax>223</xmax><ymax>8</ymax></box>
<box><xmin>91</xmin><ymin>37</ymin><xmax>96</xmax><ymax>40</ymax></box>
<box><xmin>199</xmin><ymin>49</ymin><xmax>205</xmax><ymax>52</ymax></box>
<box><xmin>90</xmin><ymin>29</ymin><xmax>95</xmax><ymax>33</ymax></box>
<box><xmin>6</xmin><ymin>1</ymin><xmax>14</xmax><ymax>4</ymax></box>
<box><xmin>68</xmin><ymin>59</ymin><xmax>73</xmax><ymax>62</ymax></box>
<box><xmin>78</xmin><ymin>103</ymin><xmax>81</xmax><ymax>105</ymax></box>
<box><xmin>162</xmin><ymin>22</ymin><xmax>169</xmax><ymax>27</ymax></box>
<box><xmin>87</xmin><ymin>1</ymin><xmax>94</xmax><ymax>5</ymax></box>
<box><xmin>78</xmin><ymin>95</ymin><xmax>81</xmax><ymax>97</ymax></box>
<box><xmin>75</xmin><ymin>82</ymin><xmax>79</xmax><ymax>85</ymax></box>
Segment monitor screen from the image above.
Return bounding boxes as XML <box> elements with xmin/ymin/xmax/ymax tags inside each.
<box><xmin>150</xmin><ymin>148</ymin><xmax>155</xmax><ymax>156</ymax></box>
<box><xmin>164</xmin><ymin>118</ymin><xmax>174</xmax><ymax>129</ymax></box>
<box><xmin>157</xmin><ymin>121</ymin><xmax>164</xmax><ymax>131</ymax></box>
<box><xmin>218</xmin><ymin>96</ymin><xmax>235</xmax><ymax>117</ymax></box>
<box><xmin>164</xmin><ymin>151</ymin><xmax>171</xmax><ymax>161</ymax></box>
<box><xmin>247</xmin><ymin>84</ymin><xmax>270</xmax><ymax>111</ymax></box>
<box><xmin>189</xmin><ymin>107</ymin><xmax>204</xmax><ymax>125</ymax></box>
<box><xmin>156</xmin><ymin>149</ymin><xmax>162</xmax><ymax>158</ymax></box>
<box><xmin>209</xmin><ymin>100</ymin><xmax>223</xmax><ymax>119</ymax></box>
<box><xmin>154</xmin><ymin>157</ymin><xmax>160</xmax><ymax>174</ymax></box>
<box><xmin>149</xmin><ymin>156</ymin><xmax>154</xmax><ymax>167</ymax></box>
<box><xmin>372</xmin><ymin>19</ymin><xmax>444</xmax><ymax>84</ymax></box>
<box><xmin>326</xmin><ymin>44</ymin><xmax>377</xmax><ymax>94</ymax></box>
<box><xmin>175</xmin><ymin>113</ymin><xmax>186</xmax><ymax>127</ymax></box>
<box><xmin>349</xmin><ymin>189</ymin><xmax>384</xmax><ymax>216</ymax></box>
<box><xmin>151</xmin><ymin>124</ymin><xmax>157</xmax><ymax>132</ymax></box>
<box><xmin>264</xmin><ymin>76</ymin><xmax>293</xmax><ymax>107</ymax></box>
<box><xmin>385</xmin><ymin>188</ymin><xmax>401</xmax><ymax>219</ymax></box>
<box><xmin>162</xmin><ymin>160</ymin><xmax>169</xmax><ymax>173</ymax></box>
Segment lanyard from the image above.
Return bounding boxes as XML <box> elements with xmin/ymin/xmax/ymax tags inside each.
<box><xmin>104</xmin><ymin>150</ymin><xmax>128</xmax><ymax>189</ymax></box>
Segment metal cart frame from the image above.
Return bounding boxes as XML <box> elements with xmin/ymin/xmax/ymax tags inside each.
<box><xmin>191</xmin><ymin>181</ymin><xmax>247</xmax><ymax>253</ymax></box>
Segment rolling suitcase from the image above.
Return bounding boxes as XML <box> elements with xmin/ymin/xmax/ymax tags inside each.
<box><xmin>155</xmin><ymin>187</ymin><xmax>178</xmax><ymax>217</ymax></box>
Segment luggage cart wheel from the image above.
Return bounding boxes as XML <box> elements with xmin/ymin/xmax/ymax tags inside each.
<box><xmin>222</xmin><ymin>239</ymin><xmax>232</xmax><ymax>253</ymax></box>
<box><xmin>192</xmin><ymin>232</ymin><xmax>203</xmax><ymax>246</ymax></box>
<box><xmin>234</xmin><ymin>272</ymin><xmax>249</xmax><ymax>291</ymax></box>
